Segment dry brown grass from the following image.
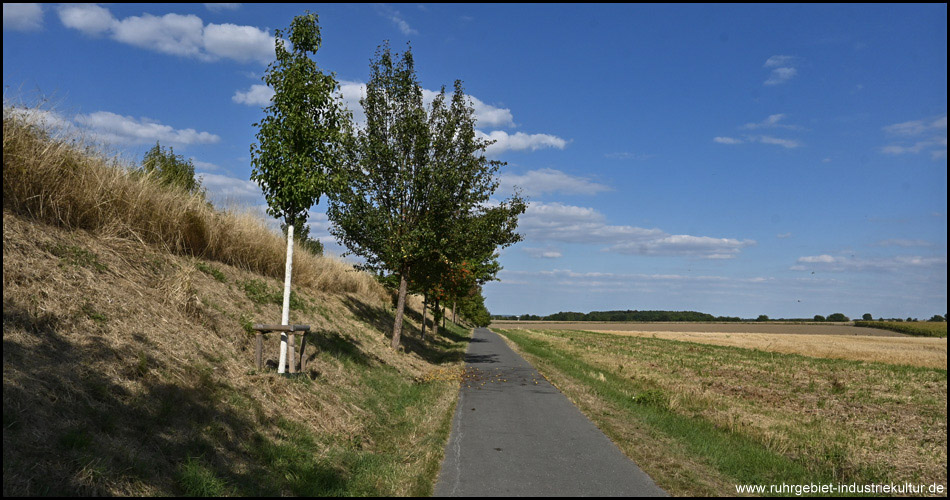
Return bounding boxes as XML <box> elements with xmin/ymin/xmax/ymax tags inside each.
<box><xmin>2</xmin><ymin>108</ymin><xmax>467</xmax><ymax>496</ymax></box>
<box><xmin>588</xmin><ymin>330</ymin><xmax>947</xmax><ymax>369</ymax></box>
<box><xmin>2</xmin><ymin>109</ymin><xmax>386</xmax><ymax>302</ymax></box>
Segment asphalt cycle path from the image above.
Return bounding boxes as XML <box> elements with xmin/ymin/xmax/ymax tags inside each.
<box><xmin>434</xmin><ymin>327</ymin><xmax>666</xmax><ymax>497</ymax></box>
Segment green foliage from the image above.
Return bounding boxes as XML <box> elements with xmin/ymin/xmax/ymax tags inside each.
<box><xmin>826</xmin><ymin>313</ymin><xmax>849</xmax><ymax>322</ymax></box>
<box><xmin>142</xmin><ymin>142</ymin><xmax>203</xmax><ymax>195</ymax></box>
<box><xmin>195</xmin><ymin>262</ymin><xmax>227</xmax><ymax>283</ymax></box>
<box><xmin>862</xmin><ymin>313</ymin><xmax>873</xmax><ymax>321</ymax></box>
<box><xmin>756</xmin><ymin>315</ymin><xmax>769</xmax><ymax>322</ymax></box>
<box><xmin>854</xmin><ymin>321</ymin><xmax>947</xmax><ymax>338</ymax></box>
<box><xmin>813</xmin><ymin>315</ymin><xmax>825</xmax><ymax>322</ymax></box>
<box><xmin>250</xmin><ymin>12</ymin><xmax>350</xmax><ymax>230</ymax></box>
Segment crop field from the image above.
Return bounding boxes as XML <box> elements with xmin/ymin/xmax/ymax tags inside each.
<box><xmin>495</xmin><ymin>327</ymin><xmax>948</xmax><ymax>496</ymax></box>
<box><xmin>492</xmin><ymin>321</ymin><xmax>947</xmax><ymax>369</ymax></box>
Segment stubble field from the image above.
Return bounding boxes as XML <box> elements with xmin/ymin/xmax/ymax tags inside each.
<box><xmin>491</xmin><ymin>321</ymin><xmax>946</xmax><ymax>369</ymax></box>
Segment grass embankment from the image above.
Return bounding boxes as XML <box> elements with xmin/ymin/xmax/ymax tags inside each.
<box><xmin>855</xmin><ymin>321</ymin><xmax>948</xmax><ymax>338</ymax></box>
<box><xmin>496</xmin><ymin>328</ymin><xmax>947</xmax><ymax>496</ymax></box>
<box><xmin>3</xmin><ymin>110</ymin><xmax>470</xmax><ymax>495</ymax></box>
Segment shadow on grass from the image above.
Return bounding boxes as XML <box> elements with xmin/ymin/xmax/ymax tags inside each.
<box><xmin>2</xmin><ymin>298</ymin><xmax>354</xmax><ymax>496</ymax></box>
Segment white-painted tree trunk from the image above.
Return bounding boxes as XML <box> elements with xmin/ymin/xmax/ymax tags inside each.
<box><xmin>277</xmin><ymin>224</ymin><xmax>294</xmax><ymax>374</ymax></box>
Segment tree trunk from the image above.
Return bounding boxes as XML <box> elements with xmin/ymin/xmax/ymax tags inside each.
<box><xmin>432</xmin><ymin>297</ymin><xmax>440</xmax><ymax>338</ymax></box>
<box><xmin>278</xmin><ymin>224</ymin><xmax>294</xmax><ymax>373</ymax></box>
<box><xmin>391</xmin><ymin>272</ymin><xmax>408</xmax><ymax>350</ymax></box>
<box><xmin>421</xmin><ymin>293</ymin><xmax>428</xmax><ymax>341</ymax></box>
<box><xmin>452</xmin><ymin>301</ymin><xmax>457</xmax><ymax>324</ymax></box>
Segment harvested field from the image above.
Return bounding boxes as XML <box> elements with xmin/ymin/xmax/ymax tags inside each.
<box><xmin>491</xmin><ymin>321</ymin><xmax>946</xmax><ymax>369</ymax></box>
<box><xmin>591</xmin><ymin>331</ymin><xmax>946</xmax><ymax>369</ymax></box>
<box><xmin>490</xmin><ymin>320</ymin><xmax>907</xmax><ymax>337</ymax></box>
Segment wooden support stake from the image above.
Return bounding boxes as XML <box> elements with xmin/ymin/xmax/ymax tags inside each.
<box><xmin>288</xmin><ymin>332</ymin><xmax>296</xmax><ymax>374</ymax></box>
<box><xmin>255</xmin><ymin>331</ymin><xmax>263</xmax><ymax>370</ymax></box>
<box><xmin>298</xmin><ymin>332</ymin><xmax>308</xmax><ymax>372</ymax></box>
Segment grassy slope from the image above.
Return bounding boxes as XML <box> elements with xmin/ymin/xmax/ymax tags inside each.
<box><xmin>2</xmin><ymin>113</ymin><xmax>469</xmax><ymax>496</ymax></box>
<box><xmin>496</xmin><ymin>328</ymin><xmax>947</xmax><ymax>497</ymax></box>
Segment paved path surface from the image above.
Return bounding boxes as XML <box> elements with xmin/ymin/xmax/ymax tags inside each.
<box><xmin>434</xmin><ymin>328</ymin><xmax>666</xmax><ymax>497</ymax></box>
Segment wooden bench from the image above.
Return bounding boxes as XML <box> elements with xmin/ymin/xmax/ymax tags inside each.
<box><xmin>252</xmin><ymin>324</ymin><xmax>311</xmax><ymax>373</ymax></box>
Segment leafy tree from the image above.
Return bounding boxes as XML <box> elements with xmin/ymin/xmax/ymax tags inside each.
<box><xmin>826</xmin><ymin>313</ymin><xmax>849</xmax><ymax>322</ymax></box>
<box><xmin>862</xmin><ymin>313</ymin><xmax>873</xmax><ymax>321</ymax></box>
<box><xmin>249</xmin><ymin>12</ymin><xmax>349</xmax><ymax>371</ymax></box>
<box><xmin>929</xmin><ymin>315</ymin><xmax>946</xmax><ymax>322</ymax></box>
<box><xmin>142</xmin><ymin>141</ymin><xmax>203</xmax><ymax>195</ymax></box>
<box><xmin>328</xmin><ymin>43</ymin><xmax>432</xmax><ymax>350</ymax></box>
<box><xmin>813</xmin><ymin>315</ymin><xmax>825</xmax><ymax>322</ymax></box>
<box><xmin>756</xmin><ymin>315</ymin><xmax>769</xmax><ymax>322</ymax></box>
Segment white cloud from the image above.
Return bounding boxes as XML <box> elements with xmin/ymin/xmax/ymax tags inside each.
<box><xmin>232</xmin><ymin>84</ymin><xmax>275</xmax><ymax>106</ymax></box>
<box><xmin>479</xmin><ymin>130</ymin><xmax>568</xmax><ymax>155</ymax></box>
<box><xmin>74</xmin><ymin>111</ymin><xmax>220</xmax><ymax>146</ymax></box>
<box><xmin>4</xmin><ymin>3</ymin><xmax>44</xmax><ymax>31</ymax></box>
<box><xmin>757</xmin><ymin>135</ymin><xmax>801</xmax><ymax>148</ymax></box>
<box><xmin>792</xmin><ymin>253</ymin><xmax>947</xmax><ymax>272</ymax></box>
<box><xmin>714</xmin><ymin>135</ymin><xmax>800</xmax><ymax>148</ymax></box>
<box><xmin>57</xmin><ymin>4</ymin><xmax>114</xmax><ymax>35</ymax></box>
<box><xmin>777</xmin><ymin>232</ymin><xmax>793</xmax><ymax>239</ymax></box>
<box><xmin>714</xmin><ymin>136</ymin><xmax>743</xmax><ymax>145</ymax></box>
<box><xmin>518</xmin><ymin>201</ymin><xmax>755</xmax><ymax>259</ymax></box>
<box><xmin>523</xmin><ymin>247</ymin><xmax>563</xmax><ymax>259</ymax></box>
<box><xmin>499</xmin><ymin>168</ymin><xmax>610</xmax><ymax>196</ymax></box>
<box><xmin>881</xmin><ymin>114</ymin><xmax>947</xmax><ymax>159</ymax></box>
<box><xmin>763</xmin><ymin>55</ymin><xmax>800</xmax><ymax>86</ymax></box>
<box><xmin>606</xmin><ymin>235</ymin><xmax>755</xmax><ymax>259</ymax></box>
<box><xmin>376</xmin><ymin>5</ymin><xmax>417</xmax><ymax>35</ymax></box>
<box><xmin>741</xmin><ymin>114</ymin><xmax>802</xmax><ymax>131</ymax></box>
<box><xmin>57</xmin><ymin>5</ymin><xmax>275</xmax><ymax>64</ymax></box>
<box><xmin>198</xmin><ymin>172</ymin><xmax>262</xmax><ymax>207</ymax></box>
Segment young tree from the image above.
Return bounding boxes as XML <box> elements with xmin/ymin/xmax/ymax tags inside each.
<box><xmin>250</xmin><ymin>12</ymin><xmax>349</xmax><ymax>372</ymax></box>
<box><xmin>328</xmin><ymin>43</ymin><xmax>431</xmax><ymax>350</ymax></box>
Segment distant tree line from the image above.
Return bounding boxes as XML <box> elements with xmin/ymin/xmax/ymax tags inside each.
<box><xmin>491</xmin><ymin>311</ymin><xmax>948</xmax><ymax>323</ymax></box>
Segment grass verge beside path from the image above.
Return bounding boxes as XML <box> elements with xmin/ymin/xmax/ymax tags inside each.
<box><xmin>495</xmin><ymin>328</ymin><xmax>947</xmax><ymax>497</ymax></box>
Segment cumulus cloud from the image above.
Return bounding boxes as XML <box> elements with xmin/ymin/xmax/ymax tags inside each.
<box><xmin>518</xmin><ymin>201</ymin><xmax>755</xmax><ymax>259</ymax></box>
<box><xmin>58</xmin><ymin>3</ymin><xmax>114</xmax><ymax>35</ymax></box>
<box><xmin>74</xmin><ymin>111</ymin><xmax>220</xmax><ymax>146</ymax></box>
<box><xmin>198</xmin><ymin>171</ymin><xmax>262</xmax><ymax>207</ymax></box>
<box><xmin>479</xmin><ymin>130</ymin><xmax>568</xmax><ymax>155</ymax></box>
<box><xmin>57</xmin><ymin>4</ymin><xmax>275</xmax><ymax>64</ymax></box>
<box><xmin>232</xmin><ymin>84</ymin><xmax>275</xmax><ymax>106</ymax></box>
<box><xmin>4</xmin><ymin>3</ymin><xmax>44</xmax><ymax>31</ymax></box>
<box><xmin>499</xmin><ymin>168</ymin><xmax>610</xmax><ymax>196</ymax></box>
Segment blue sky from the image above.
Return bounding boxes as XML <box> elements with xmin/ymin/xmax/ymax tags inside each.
<box><xmin>4</xmin><ymin>3</ymin><xmax>947</xmax><ymax>319</ymax></box>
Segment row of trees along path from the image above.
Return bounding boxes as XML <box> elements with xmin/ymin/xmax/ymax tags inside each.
<box><xmin>249</xmin><ymin>13</ymin><xmax>525</xmax><ymax>364</ymax></box>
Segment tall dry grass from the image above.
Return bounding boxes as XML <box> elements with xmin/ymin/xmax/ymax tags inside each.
<box><xmin>2</xmin><ymin>107</ymin><xmax>386</xmax><ymax>303</ymax></box>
